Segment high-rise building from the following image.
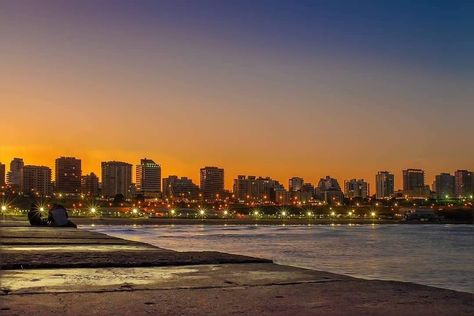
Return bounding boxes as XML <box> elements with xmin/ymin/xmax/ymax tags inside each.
<box><xmin>315</xmin><ymin>176</ymin><xmax>344</xmax><ymax>203</ymax></box>
<box><xmin>375</xmin><ymin>171</ymin><xmax>394</xmax><ymax>199</ymax></box>
<box><xmin>101</xmin><ymin>161</ymin><xmax>132</xmax><ymax>198</ymax></box>
<box><xmin>163</xmin><ymin>176</ymin><xmax>200</xmax><ymax>199</ymax></box>
<box><xmin>233</xmin><ymin>175</ymin><xmax>251</xmax><ymax>200</ymax></box>
<box><xmin>344</xmin><ymin>179</ymin><xmax>369</xmax><ymax>199</ymax></box>
<box><xmin>434</xmin><ymin>173</ymin><xmax>455</xmax><ymax>199</ymax></box>
<box><xmin>454</xmin><ymin>170</ymin><xmax>473</xmax><ymax>198</ymax></box>
<box><xmin>81</xmin><ymin>172</ymin><xmax>100</xmax><ymax>197</ymax></box>
<box><xmin>301</xmin><ymin>183</ymin><xmax>315</xmax><ymax>196</ymax></box>
<box><xmin>200</xmin><ymin>166</ymin><xmax>224</xmax><ymax>201</ymax></box>
<box><xmin>274</xmin><ymin>186</ymin><xmax>291</xmax><ymax>205</ymax></box>
<box><xmin>0</xmin><ymin>163</ymin><xmax>5</xmax><ymax>187</ymax></box>
<box><xmin>233</xmin><ymin>175</ymin><xmax>282</xmax><ymax>201</ymax></box>
<box><xmin>20</xmin><ymin>165</ymin><xmax>52</xmax><ymax>196</ymax></box>
<box><xmin>293</xmin><ymin>182</ymin><xmax>315</xmax><ymax>203</ymax></box>
<box><xmin>55</xmin><ymin>157</ymin><xmax>81</xmax><ymax>194</ymax></box>
<box><xmin>402</xmin><ymin>169</ymin><xmax>427</xmax><ymax>197</ymax></box>
<box><xmin>136</xmin><ymin>158</ymin><xmax>161</xmax><ymax>196</ymax></box>
<box><xmin>6</xmin><ymin>158</ymin><xmax>24</xmax><ymax>190</ymax></box>
<box><xmin>317</xmin><ymin>176</ymin><xmax>341</xmax><ymax>191</ymax></box>
<box><xmin>288</xmin><ymin>177</ymin><xmax>304</xmax><ymax>192</ymax></box>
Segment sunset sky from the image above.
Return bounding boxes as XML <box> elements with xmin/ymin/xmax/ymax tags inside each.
<box><xmin>1</xmin><ymin>0</ymin><xmax>473</xmax><ymax>190</ymax></box>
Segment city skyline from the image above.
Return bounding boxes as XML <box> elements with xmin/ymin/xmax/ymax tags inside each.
<box><xmin>1</xmin><ymin>2</ymin><xmax>473</xmax><ymax>314</ymax></box>
<box><xmin>1</xmin><ymin>154</ymin><xmax>472</xmax><ymax>195</ymax></box>
<box><xmin>1</xmin><ymin>1</ymin><xmax>473</xmax><ymax>192</ymax></box>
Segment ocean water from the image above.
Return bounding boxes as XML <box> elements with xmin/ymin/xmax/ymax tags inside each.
<box><xmin>84</xmin><ymin>224</ymin><xmax>474</xmax><ymax>293</ymax></box>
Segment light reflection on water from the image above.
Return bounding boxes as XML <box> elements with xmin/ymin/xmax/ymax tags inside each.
<box><xmin>84</xmin><ymin>224</ymin><xmax>474</xmax><ymax>293</ymax></box>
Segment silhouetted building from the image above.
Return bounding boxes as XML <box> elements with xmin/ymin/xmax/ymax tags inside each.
<box><xmin>274</xmin><ymin>187</ymin><xmax>291</xmax><ymax>204</ymax></box>
<box><xmin>233</xmin><ymin>175</ymin><xmax>282</xmax><ymax>201</ymax></box>
<box><xmin>200</xmin><ymin>167</ymin><xmax>224</xmax><ymax>201</ymax></box>
<box><xmin>163</xmin><ymin>176</ymin><xmax>200</xmax><ymax>199</ymax></box>
<box><xmin>288</xmin><ymin>177</ymin><xmax>304</xmax><ymax>192</ymax></box>
<box><xmin>454</xmin><ymin>170</ymin><xmax>473</xmax><ymax>197</ymax></box>
<box><xmin>316</xmin><ymin>176</ymin><xmax>343</xmax><ymax>203</ymax></box>
<box><xmin>55</xmin><ymin>157</ymin><xmax>81</xmax><ymax>194</ymax></box>
<box><xmin>344</xmin><ymin>179</ymin><xmax>369</xmax><ymax>199</ymax></box>
<box><xmin>290</xmin><ymin>183</ymin><xmax>315</xmax><ymax>203</ymax></box>
<box><xmin>434</xmin><ymin>173</ymin><xmax>455</xmax><ymax>199</ymax></box>
<box><xmin>20</xmin><ymin>165</ymin><xmax>52</xmax><ymax>196</ymax></box>
<box><xmin>0</xmin><ymin>163</ymin><xmax>5</xmax><ymax>187</ymax></box>
<box><xmin>136</xmin><ymin>158</ymin><xmax>161</xmax><ymax>196</ymax></box>
<box><xmin>129</xmin><ymin>183</ymin><xmax>137</xmax><ymax>197</ymax></box>
<box><xmin>375</xmin><ymin>171</ymin><xmax>394</xmax><ymax>199</ymax></box>
<box><xmin>101</xmin><ymin>161</ymin><xmax>132</xmax><ymax>198</ymax></box>
<box><xmin>402</xmin><ymin>169</ymin><xmax>427</xmax><ymax>197</ymax></box>
<box><xmin>301</xmin><ymin>183</ymin><xmax>315</xmax><ymax>196</ymax></box>
<box><xmin>233</xmin><ymin>175</ymin><xmax>251</xmax><ymax>200</ymax></box>
<box><xmin>6</xmin><ymin>158</ymin><xmax>24</xmax><ymax>190</ymax></box>
<box><xmin>81</xmin><ymin>172</ymin><xmax>100</xmax><ymax>197</ymax></box>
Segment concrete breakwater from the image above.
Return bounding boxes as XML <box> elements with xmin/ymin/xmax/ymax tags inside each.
<box><xmin>0</xmin><ymin>220</ymin><xmax>473</xmax><ymax>315</ymax></box>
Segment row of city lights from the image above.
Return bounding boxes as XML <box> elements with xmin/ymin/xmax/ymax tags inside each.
<box><xmin>1</xmin><ymin>203</ymin><xmax>378</xmax><ymax>218</ymax></box>
<box><xmin>3</xmin><ymin>193</ymin><xmax>473</xmax><ymax>217</ymax></box>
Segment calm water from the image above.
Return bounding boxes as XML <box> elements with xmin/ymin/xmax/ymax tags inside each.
<box><xmin>85</xmin><ymin>224</ymin><xmax>474</xmax><ymax>293</ymax></box>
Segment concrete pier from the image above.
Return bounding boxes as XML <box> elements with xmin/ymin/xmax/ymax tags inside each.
<box><xmin>1</xmin><ymin>221</ymin><xmax>473</xmax><ymax>315</ymax></box>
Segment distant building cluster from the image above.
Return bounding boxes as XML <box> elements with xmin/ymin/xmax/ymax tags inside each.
<box><xmin>0</xmin><ymin>156</ymin><xmax>473</xmax><ymax>204</ymax></box>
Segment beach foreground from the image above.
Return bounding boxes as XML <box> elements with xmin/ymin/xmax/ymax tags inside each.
<box><xmin>1</xmin><ymin>221</ymin><xmax>473</xmax><ymax>315</ymax></box>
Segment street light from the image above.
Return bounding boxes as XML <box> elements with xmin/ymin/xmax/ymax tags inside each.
<box><xmin>90</xmin><ymin>207</ymin><xmax>96</xmax><ymax>213</ymax></box>
<box><xmin>132</xmin><ymin>208</ymin><xmax>138</xmax><ymax>215</ymax></box>
<box><xmin>371</xmin><ymin>212</ymin><xmax>376</xmax><ymax>217</ymax></box>
<box><xmin>1</xmin><ymin>205</ymin><xmax>7</xmax><ymax>221</ymax></box>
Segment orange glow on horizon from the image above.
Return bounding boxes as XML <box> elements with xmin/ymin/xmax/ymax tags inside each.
<box><xmin>1</xmin><ymin>2</ymin><xmax>472</xmax><ymax>190</ymax></box>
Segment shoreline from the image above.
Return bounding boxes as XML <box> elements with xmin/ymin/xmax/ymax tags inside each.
<box><xmin>1</xmin><ymin>221</ymin><xmax>473</xmax><ymax>315</ymax></box>
<box><xmin>83</xmin><ymin>219</ymin><xmax>473</xmax><ymax>294</ymax></box>
<box><xmin>5</xmin><ymin>215</ymin><xmax>472</xmax><ymax>226</ymax></box>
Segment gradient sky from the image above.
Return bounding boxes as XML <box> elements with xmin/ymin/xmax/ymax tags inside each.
<box><xmin>1</xmin><ymin>0</ymin><xmax>473</xmax><ymax>190</ymax></box>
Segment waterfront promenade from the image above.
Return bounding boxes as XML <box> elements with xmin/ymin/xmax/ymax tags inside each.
<box><xmin>1</xmin><ymin>221</ymin><xmax>473</xmax><ymax>315</ymax></box>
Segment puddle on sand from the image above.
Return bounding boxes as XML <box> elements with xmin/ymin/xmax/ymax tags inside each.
<box><xmin>0</xmin><ymin>266</ymin><xmax>204</xmax><ymax>292</ymax></box>
<box><xmin>0</xmin><ymin>245</ymin><xmax>155</xmax><ymax>252</ymax></box>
